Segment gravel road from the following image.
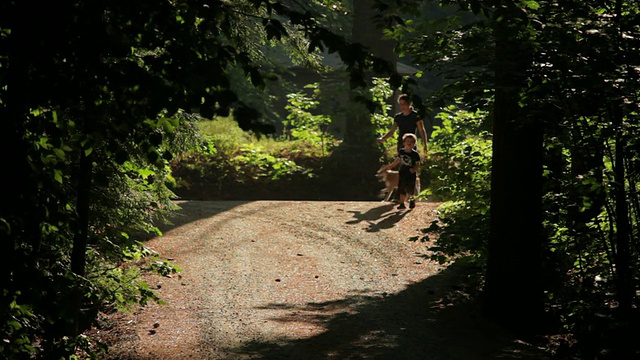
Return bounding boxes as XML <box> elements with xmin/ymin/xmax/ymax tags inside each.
<box><xmin>99</xmin><ymin>200</ymin><xmax>549</xmax><ymax>360</ymax></box>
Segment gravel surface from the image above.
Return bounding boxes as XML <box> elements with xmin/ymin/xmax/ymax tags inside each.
<box><xmin>95</xmin><ymin>200</ymin><xmax>549</xmax><ymax>360</ymax></box>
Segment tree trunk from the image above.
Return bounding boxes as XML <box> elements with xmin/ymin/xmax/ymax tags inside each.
<box><xmin>610</xmin><ymin>0</ymin><xmax>633</xmax><ymax>323</ymax></box>
<box><xmin>1</xmin><ymin>1</ymin><xmax>36</xmax><ymax>287</ymax></box>
<box><xmin>70</xmin><ymin>151</ymin><xmax>93</xmax><ymax>335</ymax></box>
<box><xmin>482</xmin><ymin>9</ymin><xmax>545</xmax><ymax>336</ymax></box>
<box><xmin>611</xmin><ymin>104</ymin><xmax>634</xmax><ymax>356</ymax></box>
<box><xmin>347</xmin><ymin>0</ymin><xmax>396</xmax><ymax>146</ymax></box>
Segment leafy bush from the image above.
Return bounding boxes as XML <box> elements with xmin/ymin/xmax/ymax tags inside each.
<box><xmin>0</xmin><ymin>108</ymin><xmax>195</xmax><ymax>359</ymax></box>
<box><xmin>171</xmin><ymin>85</ymin><xmax>352</xmax><ymax>199</ymax></box>
<box><xmin>414</xmin><ymin>104</ymin><xmax>492</xmax><ymax>264</ymax></box>
<box><xmin>0</xmin><ymin>291</ymin><xmax>36</xmax><ymax>359</ymax></box>
<box><xmin>370</xmin><ymin>77</ymin><xmax>395</xmax><ymax>147</ymax></box>
<box><xmin>196</xmin><ymin>116</ymin><xmax>254</xmax><ymax>154</ymax></box>
<box><xmin>283</xmin><ymin>83</ymin><xmax>337</xmax><ymax>156</ymax></box>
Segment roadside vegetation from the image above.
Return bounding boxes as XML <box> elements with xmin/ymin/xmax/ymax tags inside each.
<box><xmin>170</xmin><ymin>83</ymin><xmax>339</xmax><ymax>201</ymax></box>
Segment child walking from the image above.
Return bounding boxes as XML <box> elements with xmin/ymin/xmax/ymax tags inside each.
<box><xmin>382</xmin><ymin>133</ymin><xmax>421</xmax><ymax>210</ymax></box>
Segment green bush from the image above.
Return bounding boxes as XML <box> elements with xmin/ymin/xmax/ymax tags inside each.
<box><xmin>196</xmin><ymin>116</ymin><xmax>254</xmax><ymax>154</ymax></box>
<box><xmin>283</xmin><ymin>83</ymin><xmax>337</xmax><ymax>156</ymax></box>
<box><xmin>0</xmin><ymin>291</ymin><xmax>36</xmax><ymax>359</ymax></box>
<box><xmin>172</xmin><ymin>84</ymin><xmax>351</xmax><ymax>199</ymax></box>
<box><xmin>414</xmin><ymin>104</ymin><xmax>492</xmax><ymax>265</ymax></box>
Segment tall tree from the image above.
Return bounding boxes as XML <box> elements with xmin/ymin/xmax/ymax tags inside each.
<box><xmin>394</xmin><ymin>0</ymin><xmax>547</xmax><ymax>334</ymax></box>
<box><xmin>482</xmin><ymin>2</ymin><xmax>545</xmax><ymax>335</ymax></box>
<box><xmin>347</xmin><ymin>0</ymin><xmax>408</xmax><ymax>144</ymax></box>
<box><xmin>347</xmin><ymin>0</ymin><xmax>396</xmax><ymax>145</ymax></box>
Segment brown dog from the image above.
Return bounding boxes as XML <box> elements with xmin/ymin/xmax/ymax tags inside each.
<box><xmin>376</xmin><ymin>166</ymin><xmax>399</xmax><ymax>202</ymax></box>
<box><xmin>376</xmin><ymin>166</ymin><xmax>421</xmax><ymax>202</ymax></box>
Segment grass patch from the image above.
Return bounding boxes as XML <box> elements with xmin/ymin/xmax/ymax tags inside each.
<box><xmin>172</xmin><ymin>116</ymin><xmax>339</xmax><ymax>200</ymax></box>
<box><xmin>196</xmin><ymin>116</ymin><xmax>338</xmax><ymax>158</ymax></box>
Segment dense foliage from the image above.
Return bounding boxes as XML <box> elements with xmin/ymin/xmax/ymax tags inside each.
<box><xmin>398</xmin><ymin>1</ymin><xmax>640</xmax><ymax>357</ymax></box>
<box><xmin>415</xmin><ymin>105</ymin><xmax>492</xmax><ymax>264</ymax></box>
<box><xmin>0</xmin><ymin>1</ymin><xmax>387</xmax><ymax>358</ymax></box>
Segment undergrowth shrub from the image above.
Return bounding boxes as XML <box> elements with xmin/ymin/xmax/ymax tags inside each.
<box><xmin>172</xmin><ymin>116</ymin><xmax>328</xmax><ymax>199</ymax></box>
<box><xmin>0</xmin><ymin>290</ymin><xmax>36</xmax><ymax>358</ymax></box>
<box><xmin>0</xmin><ymin>110</ymin><xmax>191</xmax><ymax>359</ymax></box>
<box><xmin>370</xmin><ymin>77</ymin><xmax>396</xmax><ymax>160</ymax></box>
<box><xmin>196</xmin><ymin>116</ymin><xmax>253</xmax><ymax>154</ymax></box>
<box><xmin>414</xmin><ymin>104</ymin><xmax>492</xmax><ymax>265</ymax></box>
<box><xmin>283</xmin><ymin>83</ymin><xmax>337</xmax><ymax>156</ymax></box>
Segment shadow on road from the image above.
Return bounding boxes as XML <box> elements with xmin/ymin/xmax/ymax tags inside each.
<box><xmin>345</xmin><ymin>203</ymin><xmax>413</xmax><ymax>232</ymax></box>
<box><xmin>230</xmin><ymin>262</ymin><xmax>548</xmax><ymax>360</ymax></box>
<box><xmin>345</xmin><ymin>203</ymin><xmax>395</xmax><ymax>224</ymax></box>
<box><xmin>152</xmin><ymin>200</ymin><xmax>252</xmax><ymax>235</ymax></box>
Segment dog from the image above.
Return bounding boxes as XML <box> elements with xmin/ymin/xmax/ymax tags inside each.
<box><xmin>376</xmin><ymin>166</ymin><xmax>399</xmax><ymax>202</ymax></box>
<box><xmin>376</xmin><ymin>165</ymin><xmax>421</xmax><ymax>202</ymax></box>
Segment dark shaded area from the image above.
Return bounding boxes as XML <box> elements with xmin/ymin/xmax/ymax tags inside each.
<box><xmin>158</xmin><ymin>200</ymin><xmax>250</xmax><ymax>230</ymax></box>
<box><xmin>226</xmin><ymin>262</ymin><xmax>550</xmax><ymax>360</ymax></box>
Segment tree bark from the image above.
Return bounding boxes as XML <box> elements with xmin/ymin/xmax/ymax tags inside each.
<box><xmin>1</xmin><ymin>1</ymin><xmax>36</xmax><ymax>285</ymax></box>
<box><xmin>482</xmin><ymin>8</ymin><xmax>545</xmax><ymax>336</ymax></box>
<box><xmin>612</xmin><ymin>105</ymin><xmax>633</xmax><ymax>313</ymax></box>
<box><xmin>70</xmin><ymin>151</ymin><xmax>93</xmax><ymax>335</ymax></box>
<box><xmin>347</xmin><ymin>0</ymin><xmax>396</xmax><ymax>146</ymax></box>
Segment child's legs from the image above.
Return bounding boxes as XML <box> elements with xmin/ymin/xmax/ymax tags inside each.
<box><xmin>398</xmin><ymin>175</ymin><xmax>415</xmax><ymax>203</ymax></box>
<box><xmin>399</xmin><ymin>176</ymin><xmax>416</xmax><ymax>198</ymax></box>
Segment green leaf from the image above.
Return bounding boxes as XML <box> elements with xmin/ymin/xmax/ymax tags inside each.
<box><xmin>519</xmin><ymin>0</ymin><xmax>540</xmax><ymax>10</ymax></box>
<box><xmin>53</xmin><ymin>169</ymin><xmax>63</xmax><ymax>184</ymax></box>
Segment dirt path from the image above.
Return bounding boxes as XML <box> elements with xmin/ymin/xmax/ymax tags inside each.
<box><xmin>97</xmin><ymin>201</ymin><xmax>548</xmax><ymax>360</ymax></box>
